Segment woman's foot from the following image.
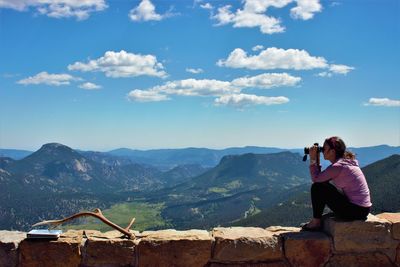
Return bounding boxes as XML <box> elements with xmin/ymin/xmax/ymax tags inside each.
<box><xmin>301</xmin><ymin>218</ymin><xmax>322</xmax><ymax>231</ymax></box>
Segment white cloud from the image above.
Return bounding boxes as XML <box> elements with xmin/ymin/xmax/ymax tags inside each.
<box><xmin>365</xmin><ymin>98</ymin><xmax>400</xmax><ymax>107</ymax></box>
<box><xmin>127</xmin><ymin>73</ymin><xmax>300</xmax><ymax>106</ymax></box>
<box><xmin>290</xmin><ymin>0</ymin><xmax>322</xmax><ymax>20</ymax></box>
<box><xmin>218</xmin><ymin>47</ymin><xmax>354</xmax><ymax>76</ymax></box>
<box><xmin>231</xmin><ymin>73</ymin><xmax>301</xmax><ymax>88</ymax></box>
<box><xmin>68</xmin><ymin>50</ymin><xmax>167</xmax><ymax>78</ymax></box>
<box><xmin>217</xmin><ymin>47</ymin><xmax>328</xmax><ymax>70</ymax></box>
<box><xmin>252</xmin><ymin>45</ymin><xmax>264</xmax><ymax>51</ymax></box>
<box><xmin>329</xmin><ymin>64</ymin><xmax>354</xmax><ymax>74</ymax></box>
<box><xmin>151</xmin><ymin>79</ymin><xmax>238</xmax><ymax>97</ymax></box>
<box><xmin>186</xmin><ymin>68</ymin><xmax>204</xmax><ymax>74</ymax></box>
<box><xmin>317</xmin><ymin>64</ymin><xmax>354</xmax><ymax>77</ymax></box>
<box><xmin>215</xmin><ymin>93</ymin><xmax>289</xmax><ymax>107</ymax></box>
<box><xmin>212</xmin><ymin>4</ymin><xmax>285</xmax><ymax>34</ymax></box>
<box><xmin>211</xmin><ymin>0</ymin><xmax>322</xmax><ymax>34</ymax></box>
<box><xmin>79</xmin><ymin>82</ymin><xmax>101</xmax><ymax>90</ymax></box>
<box><xmin>127</xmin><ymin>89</ymin><xmax>170</xmax><ymax>102</ymax></box>
<box><xmin>200</xmin><ymin>3</ymin><xmax>213</xmax><ymax>10</ymax></box>
<box><xmin>0</xmin><ymin>0</ymin><xmax>107</xmax><ymax>20</ymax></box>
<box><xmin>17</xmin><ymin>71</ymin><xmax>80</xmax><ymax>86</ymax></box>
<box><xmin>129</xmin><ymin>0</ymin><xmax>174</xmax><ymax>22</ymax></box>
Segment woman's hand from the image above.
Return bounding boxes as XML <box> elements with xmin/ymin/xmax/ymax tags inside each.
<box><xmin>309</xmin><ymin>145</ymin><xmax>319</xmax><ymax>161</ymax></box>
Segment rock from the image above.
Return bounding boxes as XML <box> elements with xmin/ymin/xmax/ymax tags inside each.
<box><xmin>212</xmin><ymin>227</ymin><xmax>283</xmax><ymax>263</ymax></box>
<box><xmin>137</xmin><ymin>229</ymin><xmax>211</xmax><ymax>267</ymax></box>
<box><xmin>325</xmin><ymin>252</ymin><xmax>394</xmax><ymax>267</ymax></box>
<box><xmin>0</xmin><ymin>231</ymin><xmax>26</xmax><ymax>267</ymax></box>
<box><xmin>81</xmin><ymin>230</ymin><xmax>137</xmax><ymax>267</ymax></box>
<box><xmin>209</xmin><ymin>262</ymin><xmax>289</xmax><ymax>267</ymax></box>
<box><xmin>377</xmin><ymin>213</ymin><xmax>400</xmax><ymax>240</ymax></box>
<box><xmin>323</xmin><ymin>214</ymin><xmax>397</xmax><ymax>253</ymax></box>
<box><xmin>282</xmin><ymin>231</ymin><xmax>331</xmax><ymax>267</ymax></box>
<box><xmin>19</xmin><ymin>230</ymin><xmax>82</xmax><ymax>267</ymax></box>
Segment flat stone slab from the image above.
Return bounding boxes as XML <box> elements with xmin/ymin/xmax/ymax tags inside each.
<box><xmin>282</xmin><ymin>231</ymin><xmax>331</xmax><ymax>267</ymax></box>
<box><xmin>323</xmin><ymin>214</ymin><xmax>397</xmax><ymax>252</ymax></box>
<box><xmin>81</xmin><ymin>230</ymin><xmax>137</xmax><ymax>267</ymax></box>
<box><xmin>212</xmin><ymin>227</ymin><xmax>283</xmax><ymax>263</ymax></box>
<box><xmin>137</xmin><ymin>229</ymin><xmax>212</xmax><ymax>267</ymax></box>
<box><xmin>209</xmin><ymin>262</ymin><xmax>289</xmax><ymax>267</ymax></box>
<box><xmin>377</xmin><ymin>212</ymin><xmax>400</xmax><ymax>240</ymax></box>
<box><xmin>0</xmin><ymin>231</ymin><xmax>26</xmax><ymax>267</ymax></box>
<box><xmin>19</xmin><ymin>230</ymin><xmax>82</xmax><ymax>267</ymax></box>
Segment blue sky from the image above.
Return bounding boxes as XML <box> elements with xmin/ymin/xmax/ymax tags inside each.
<box><xmin>0</xmin><ymin>0</ymin><xmax>399</xmax><ymax>151</ymax></box>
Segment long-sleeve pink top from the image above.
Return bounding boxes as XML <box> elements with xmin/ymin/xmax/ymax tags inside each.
<box><xmin>309</xmin><ymin>158</ymin><xmax>372</xmax><ymax>207</ymax></box>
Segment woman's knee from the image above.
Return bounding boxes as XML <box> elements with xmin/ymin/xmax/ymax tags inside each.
<box><xmin>311</xmin><ymin>182</ymin><xmax>331</xmax><ymax>193</ymax></box>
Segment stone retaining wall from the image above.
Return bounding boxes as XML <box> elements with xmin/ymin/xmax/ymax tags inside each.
<box><xmin>1</xmin><ymin>213</ymin><xmax>399</xmax><ymax>267</ymax></box>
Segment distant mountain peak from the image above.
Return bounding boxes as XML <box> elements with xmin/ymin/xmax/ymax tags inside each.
<box><xmin>41</xmin><ymin>142</ymin><xmax>71</xmax><ymax>150</ymax></box>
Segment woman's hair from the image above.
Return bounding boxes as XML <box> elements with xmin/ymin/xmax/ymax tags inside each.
<box><xmin>324</xmin><ymin>136</ymin><xmax>355</xmax><ymax>160</ymax></box>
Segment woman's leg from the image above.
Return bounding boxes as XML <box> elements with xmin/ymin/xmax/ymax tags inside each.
<box><xmin>311</xmin><ymin>182</ymin><xmax>370</xmax><ymax>220</ymax></box>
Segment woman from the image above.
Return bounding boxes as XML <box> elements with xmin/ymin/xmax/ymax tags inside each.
<box><xmin>302</xmin><ymin>136</ymin><xmax>372</xmax><ymax>231</ymax></box>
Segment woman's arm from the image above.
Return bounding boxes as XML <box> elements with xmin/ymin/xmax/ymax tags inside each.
<box><xmin>310</xmin><ymin>163</ymin><xmax>342</xmax><ymax>183</ymax></box>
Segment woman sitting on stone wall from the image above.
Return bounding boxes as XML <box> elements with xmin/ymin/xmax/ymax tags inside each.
<box><xmin>301</xmin><ymin>136</ymin><xmax>372</xmax><ymax>231</ymax></box>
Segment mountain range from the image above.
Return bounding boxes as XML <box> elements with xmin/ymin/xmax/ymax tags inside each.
<box><xmin>230</xmin><ymin>154</ymin><xmax>400</xmax><ymax>228</ymax></box>
<box><xmin>0</xmin><ymin>142</ymin><xmax>398</xmax><ymax>231</ymax></box>
<box><xmin>2</xmin><ymin>144</ymin><xmax>399</xmax><ymax>169</ymax></box>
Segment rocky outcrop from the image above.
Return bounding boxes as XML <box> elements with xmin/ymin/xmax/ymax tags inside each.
<box><xmin>0</xmin><ymin>213</ymin><xmax>399</xmax><ymax>267</ymax></box>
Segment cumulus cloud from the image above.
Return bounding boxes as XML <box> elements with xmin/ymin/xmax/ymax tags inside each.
<box><xmin>329</xmin><ymin>64</ymin><xmax>354</xmax><ymax>74</ymax></box>
<box><xmin>129</xmin><ymin>0</ymin><xmax>175</xmax><ymax>22</ymax></box>
<box><xmin>317</xmin><ymin>64</ymin><xmax>355</xmax><ymax>77</ymax></box>
<box><xmin>79</xmin><ymin>82</ymin><xmax>101</xmax><ymax>90</ymax></box>
<box><xmin>68</xmin><ymin>50</ymin><xmax>167</xmax><ymax>78</ymax></box>
<box><xmin>290</xmin><ymin>0</ymin><xmax>322</xmax><ymax>20</ymax></box>
<box><xmin>17</xmin><ymin>71</ymin><xmax>81</xmax><ymax>86</ymax></box>
<box><xmin>128</xmin><ymin>89</ymin><xmax>170</xmax><ymax>102</ymax></box>
<box><xmin>211</xmin><ymin>0</ymin><xmax>321</xmax><ymax>34</ymax></box>
<box><xmin>215</xmin><ymin>93</ymin><xmax>289</xmax><ymax>108</ymax></box>
<box><xmin>200</xmin><ymin>3</ymin><xmax>213</xmax><ymax>10</ymax></box>
<box><xmin>0</xmin><ymin>0</ymin><xmax>107</xmax><ymax>20</ymax></box>
<box><xmin>150</xmin><ymin>79</ymin><xmax>238</xmax><ymax>97</ymax></box>
<box><xmin>217</xmin><ymin>47</ymin><xmax>328</xmax><ymax>70</ymax></box>
<box><xmin>252</xmin><ymin>45</ymin><xmax>264</xmax><ymax>51</ymax></box>
<box><xmin>231</xmin><ymin>73</ymin><xmax>301</xmax><ymax>88</ymax></box>
<box><xmin>127</xmin><ymin>72</ymin><xmax>300</xmax><ymax>104</ymax></box>
<box><xmin>186</xmin><ymin>68</ymin><xmax>204</xmax><ymax>74</ymax></box>
<box><xmin>218</xmin><ymin>47</ymin><xmax>354</xmax><ymax>76</ymax></box>
<box><xmin>365</xmin><ymin>98</ymin><xmax>400</xmax><ymax>107</ymax></box>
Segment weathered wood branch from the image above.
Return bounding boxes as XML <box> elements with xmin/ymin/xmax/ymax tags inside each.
<box><xmin>32</xmin><ymin>208</ymin><xmax>135</xmax><ymax>239</ymax></box>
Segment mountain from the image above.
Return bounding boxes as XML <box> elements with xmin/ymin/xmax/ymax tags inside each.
<box><xmin>78</xmin><ymin>150</ymin><xmax>135</xmax><ymax>166</ymax></box>
<box><xmin>362</xmin><ymin>154</ymin><xmax>400</xmax><ymax>213</ymax></box>
<box><xmin>144</xmin><ymin>152</ymin><xmax>310</xmax><ymax>229</ymax></box>
<box><xmin>157</xmin><ymin>164</ymin><xmax>209</xmax><ymax>187</ymax></box>
<box><xmin>0</xmin><ymin>143</ymin><xmax>209</xmax><ymax>230</ymax></box>
<box><xmin>108</xmin><ymin>146</ymin><xmax>287</xmax><ymax>169</ymax></box>
<box><xmin>348</xmin><ymin>145</ymin><xmax>400</xmax><ymax>167</ymax></box>
<box><xmin>0</xmin><ymin>143</ymin><xmax>164</xmax><ymax>194</ymax></box>
<box><xmin>230</xmin><ymin>153</ymin><xmax>400</xmax><ymax>228</ymax></box>
<box><xmin>107</xmin><ymin>145</ymin><xmax>400</xmax><ymax>169</ymax></box>
<box><xmin>0</xmin><ymin>149</ymin><xmax>33</xmax><ymax>160</ymax></box>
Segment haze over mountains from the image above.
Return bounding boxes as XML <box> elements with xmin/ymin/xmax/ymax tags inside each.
<box><xmin>2</xmin><ymin>144</ymin><xmax>399</xmax><ymax>168</ymax></box>
<box><xmin>0</xmin><ymin>143</ymin><xmax>399</xmax><ymax>231</ymax></box>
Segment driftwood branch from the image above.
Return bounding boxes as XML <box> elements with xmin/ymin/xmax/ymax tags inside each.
<box><xmin>32</xmin><ymin>208</ymin><xmax>136</xmax><ymax>239</ymax></box>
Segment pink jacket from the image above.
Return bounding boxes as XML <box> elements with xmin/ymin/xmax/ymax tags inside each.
<box><xmin>310</xmin><ymin>158</ymin><xmax>372</xmax><ymax>207</ymax></box>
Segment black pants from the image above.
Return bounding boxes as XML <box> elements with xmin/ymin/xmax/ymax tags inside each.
<box><xmin>311</xmin><ymin>182</ymin><xmax>370</xmax><ymax>220</ymax></box>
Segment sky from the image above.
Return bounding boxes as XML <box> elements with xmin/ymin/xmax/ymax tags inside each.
<box><xmin>0</xmin><ymin>0</ymin><xmax>399</xmax><ymax>151</ymax></box>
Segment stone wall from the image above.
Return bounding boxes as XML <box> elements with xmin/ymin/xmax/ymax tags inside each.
<box><xmin>1</xmin><ymin>213</ymin><xmax>399</xmax><ymax>267</ymax></box>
